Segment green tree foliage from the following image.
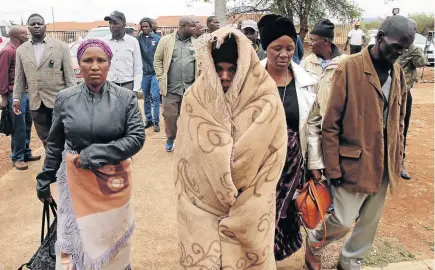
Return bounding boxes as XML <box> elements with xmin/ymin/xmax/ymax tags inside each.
<box><xmin>228</xmin><ymin>0</ymin><xmax>361</xmax><ymax>40</ymax></box>
<box><xmin>408</xmin><ymin>13</ymin><xmax>434</xmax><ymax>35</ymax></box>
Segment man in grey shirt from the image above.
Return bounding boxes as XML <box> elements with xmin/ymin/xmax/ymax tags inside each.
<box><xmin>154</xmin><ymin>17</ymin><xmax>196</xmax><ymax>152</ymax></box>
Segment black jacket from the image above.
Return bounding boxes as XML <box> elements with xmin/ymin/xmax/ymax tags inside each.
<box><xmin>36</xmin><ymin>81</ymin><xmax>145</xmax><ymax>199</ymax></box>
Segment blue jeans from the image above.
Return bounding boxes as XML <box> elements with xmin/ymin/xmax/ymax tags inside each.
<box><xmin>8</xmin><ymin>92</ymin><xmax>32</xmax><ymax>162</ymax></box>
<box><xmin>141</xmin><ymin>75</ymin><xmax>160</xmax><ymax>124</ymax></box>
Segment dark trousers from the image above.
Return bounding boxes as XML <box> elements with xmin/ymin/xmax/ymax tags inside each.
<box><xmin>350</xmin><ymin>45</ymin><xmax>362</xmax><ymax>54</ymax></box>
<box><xmin>162</xmin><ymin>92</ymin><xmax>183</xmax><ymax>141</ymax></box>
<box><xmin>8</xmin><ymin>92</ymin><xmax>32</xmax><ymax>162</ymax></box>
<box><xmin>31</xmin><ymin>102</ymin><xmax>53</xmax><ymax>148</ymax></box>
<box><xmin>403</xmin><ymin>91</ymin><xmax>413</xmax><ymax>158</ymax></box>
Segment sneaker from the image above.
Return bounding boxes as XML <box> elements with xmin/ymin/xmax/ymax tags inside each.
<box><xmin>153</xmin><ymin>124</ymin><xmax>160</xmax><ymax>132</ymax></box>
<box><xmin>13</xmin><ymin>161</ymin><xmax>28</xmax><ymax>170</ymax></box>
<box><xmin>166</xmin><ymin>140</ymin><xmax>174</xmax><ymax>152</ymax></box>
<box><xmin>24</xmin><ymin>155</ymin><xmax>42</xmax><ymax>162</ymax></box>
<box><xmin>144</xmin><ymin>121</ymin><xmax>154</xmax><ymax>129</ymax></box>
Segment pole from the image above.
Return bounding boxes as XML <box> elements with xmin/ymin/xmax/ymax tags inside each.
<box><xmin>215</xmin><ymin>0</ymin><xmax>226</xmax><ymax>27</ymax></box>
<box><xmin>51</xmin><ymin>7</ymin><xmax>56</xmax><ymax>31</ymax></box>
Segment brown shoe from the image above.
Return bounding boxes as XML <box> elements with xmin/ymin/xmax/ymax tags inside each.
<box><xmin>13</xmin><ymin>161</ymin><xmax>28</xmax><ymax>170</ymax></box>
<box><xmin>305</xmin><ymin>239</ymin><xmax>321</xmax><ymax>270</ymax></box>
<box><xmin>25</xmin><ymin>155</ymin><xmax>41</xmax><ymax>162</ymax></box>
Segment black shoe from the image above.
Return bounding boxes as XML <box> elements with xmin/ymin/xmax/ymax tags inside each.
<box><xmin>401</xmin><ymin>166</ymin><xmax>412</xmax><ymax>180</ymax></box>
<box><xmin>24</xmin><ymin>155</ymin><xmax>41</xmax><ymax>162</ymax></box>
<box><xmin>153</xmin><ymin>124</ymin><xmax>160</xmax><ymax>132</ymax></box>
<box><xmin>144</xmin><ymin>122</ymin><xmax>154</xmax><ymax>129</ymax></box>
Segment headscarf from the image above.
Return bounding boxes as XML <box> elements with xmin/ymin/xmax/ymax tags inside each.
<box><xmin>212</xmin><ymin>35</ymin><xmax>238</xmax><ymax>65</ymax></box>
<box><xmin>76</xmin><ymin>39</ymin><xmax>113</xmax><ymax>62</ymax></box>
<box><xmin>258</xmin><ymin>14</ymin><xmax>297</xmax><ymax>50</ymax></box>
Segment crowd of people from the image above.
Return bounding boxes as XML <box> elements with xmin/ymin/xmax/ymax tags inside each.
<box><xmin>0</xmin><ymin>9</ymin><xmax>427</xmax><ymax>270</ymax></box>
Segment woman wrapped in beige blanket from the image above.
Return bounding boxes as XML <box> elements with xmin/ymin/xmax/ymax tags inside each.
<box><xmin>174</xmin><ymin>27</ymin><xmax>288</xmax><ymax>270</ymax></box>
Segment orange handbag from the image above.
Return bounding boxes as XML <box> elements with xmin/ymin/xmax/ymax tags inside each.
<box><xmin>295</xmin><ymin>179</ymin><xmax>332</xmax><ymax>248</ymax></box>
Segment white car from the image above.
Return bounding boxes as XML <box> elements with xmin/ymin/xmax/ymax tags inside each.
<box><xmin>414</xmin><ymin>33</ymin><xmax>434</xmax><ymax>65</ymax></box>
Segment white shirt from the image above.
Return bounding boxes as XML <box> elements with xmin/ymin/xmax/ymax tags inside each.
<box><xmin>348</xmin><ymin>29</ymin><xmax>365</xmax><ymax>46</ymax></box>
<box><xmin>103</xmin><ymin>34</ymin><xmax>143</xmax><ymax>91</ymax></box>
<box><xmin>31</xmin><ymin>39</ymin><xmax>46</xmax><ymax>66</ymax></box>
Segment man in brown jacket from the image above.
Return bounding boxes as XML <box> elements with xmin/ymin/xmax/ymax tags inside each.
<box><xmin>305</xmin><ymin>15</ymin><xmax>415</xmax><ymax>270</ymax></box>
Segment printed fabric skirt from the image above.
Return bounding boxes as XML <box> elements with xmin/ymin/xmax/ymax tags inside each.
<box><xmin>274</xmin><ymin>127</ymin><xmax>305</xmax><ymax>261</ymax></box>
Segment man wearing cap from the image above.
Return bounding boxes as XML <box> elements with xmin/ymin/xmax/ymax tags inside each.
<box><xmin>344</xmin><ymin>21</ymin><xmax>366</xmax><ymax>54</ymax></box>
<box><xmin>301</xmin><ymin>19</ymin><xmax>347</xmax><ymax>118</ymax></box>
<box><xmin>103</xmin><ymin>11</ymin><xmax>142</xmax><ymax>92</ymax></box>
<box><xmin>241</xmin><ymin>20</ymin><xmax>266</xmax><ymax>60</ymax></box>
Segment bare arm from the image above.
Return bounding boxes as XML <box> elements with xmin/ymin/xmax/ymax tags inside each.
<box><xmin>344</xmin><ymin>37</ymin><xmax>350</xmax><ymax>50</ymax></box>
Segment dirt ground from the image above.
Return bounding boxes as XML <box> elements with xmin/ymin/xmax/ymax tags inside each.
<box><xmin>0</xmin><ymin>66</ymin><xmax>433</xmax><ymax>269</ymax></box>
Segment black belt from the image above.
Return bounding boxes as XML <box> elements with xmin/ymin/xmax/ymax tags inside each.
<box><xmin>114</xmin><ymin>81</ymin><xmax>133</xmax><ymax>87</ymax></box>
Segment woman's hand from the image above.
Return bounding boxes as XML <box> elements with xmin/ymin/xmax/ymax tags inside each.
<box><xmin>310</xmin><ymin>169</ymin><xmax>322</xmax><ymax>181</ymax></box>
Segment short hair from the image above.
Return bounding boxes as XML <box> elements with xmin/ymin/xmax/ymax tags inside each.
<box><xmin>379</xmin><ymin>15</ymin><xmax>415</xmax><ymax>38</ymax></box>
<box><xmin>139</xmin><ymin>17</ymin><xmax>153</xmax><ymax>27</ymax></box>
<box><xmin>207</xmin><ymin>16</ymin><xmax>217</xmax><ymax>25</ymax></box>
<box><xmin>27</xmin><ymin>13</ymin><xmax>45</xmax><ymax>25</ymax></box>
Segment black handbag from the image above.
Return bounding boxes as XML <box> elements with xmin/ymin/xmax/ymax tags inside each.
<box><xmin>19</xmin><ymin>201</ymin><xmax>57</xmax><ymax>270</ymax></box>
<box><xmin>0</xmin><ymin>106</ymin><xmax>12</xmax><ymax>136</ymax></box>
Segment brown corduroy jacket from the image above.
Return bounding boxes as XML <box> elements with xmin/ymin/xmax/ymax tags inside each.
<box><xmin>322</xmin><ymin>47</ymin><xmax>407</xmax><ymax>194</ymax></box>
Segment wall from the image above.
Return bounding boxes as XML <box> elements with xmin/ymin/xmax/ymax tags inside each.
<box><xmin>46</xmin><ymin>31</ymin><xmax>88</xmax><ymax>44</ymax></box>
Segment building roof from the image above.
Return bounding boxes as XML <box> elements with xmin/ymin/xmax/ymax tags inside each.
<box><xmin>155</xmin><ymin>16</ymin><xmax>208</xmax><ymax>27</ymax></box>
<box><xmin>45</xmin><ymin>20</ymin><xmax>139</xmax><ymax>31</ymax></box>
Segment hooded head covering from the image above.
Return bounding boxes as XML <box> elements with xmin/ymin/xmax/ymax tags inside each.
<box><xmin>77</xmin><ymin>39</ymin><xmax>113</xmax><ymax>62</ymax></box>
<box><xmin>174</xmin><ymin>26</ymin><xmax>287</xmax><ymax>269</ymax></box>
<box><xmin>212</xmin><ymin>35</ymin><xmax>238</xmax><ymax>65</ymax></box>
<box><xmin>258</xmin><ymin>14</ymin><xmax>297</xmax><ymax>50</ymax></box>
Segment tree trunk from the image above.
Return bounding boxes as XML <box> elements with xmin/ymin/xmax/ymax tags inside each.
<box><xmin>299</xmin><ymin>15</ymin><xmax>309</xmax><ymax>41</ymax></box>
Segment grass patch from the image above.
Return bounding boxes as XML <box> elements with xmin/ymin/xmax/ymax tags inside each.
<box><xmin>363</xmin><ymin>237</ymin><xmax>417</xmax><ymax>267</ymax></box>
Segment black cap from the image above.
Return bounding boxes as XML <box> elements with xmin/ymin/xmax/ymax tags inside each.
<box><xmin>258</xmin><ymin>14</ymin><xmax>297</xmax><ymax>50</ymax></box>
<box><xmin>310</xmin><ymin>19</ymin><xmax>335</xmax><ymax>40</ymax></box>
<box><xmin>212</xmin><ymin>35</ymin><xmax>238</xmax><ymax>65</ymax></box>
<box><xmin>104</xmin><ymin>11</ymin><xmax>126</xmax><ymax>23</ymax></box>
